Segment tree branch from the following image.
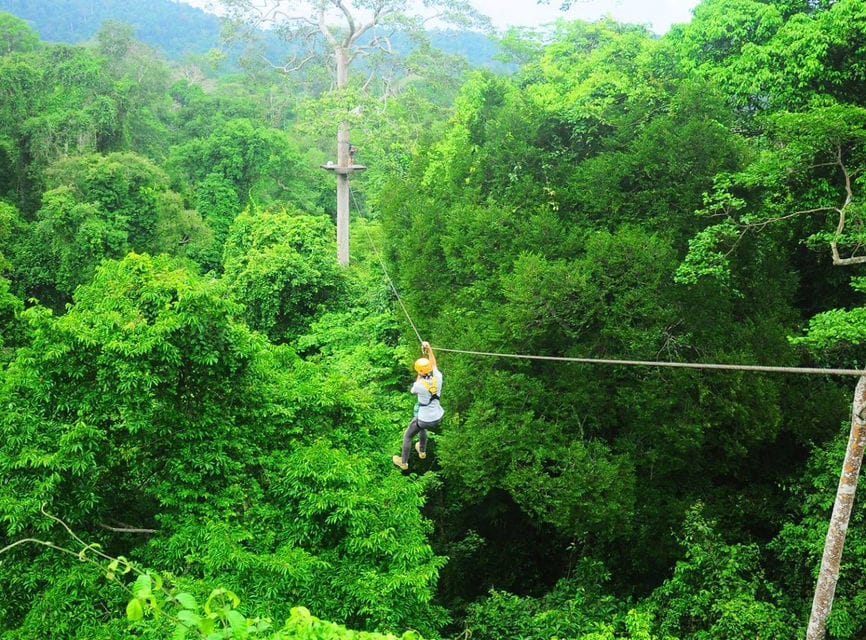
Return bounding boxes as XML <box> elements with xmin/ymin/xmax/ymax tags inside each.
<box><xmin>333</xmin><ymin>0</ymin><xmax>358</xmax><ymax>46</ymax></box>
<box><xmin>99</xmin><ymin>523</ymin><xmax>158</xmax><ymax>534</ymax></box>
<box><xmin>258</xmin><ymin>50</ymin><xmax>319</xmax><ymax>73</ymax></box>
<box><xmin>735</xmin><ymin>142</ymin><xmax>862</xmax><ymax>267</ymax></box>
<box><xmin>317</xmin><ymin>2</ymin><xmax>338</xmax><ymax>47</ymax></box>
<box><xmin>739</xmin><ymin>207</ymin><xmax>834</xmax><ymax>231</ymax></box>
<box><xmin>829</xmin><ymin>142</ymin><xmax>857</xmax><ymax>266</ymax></box>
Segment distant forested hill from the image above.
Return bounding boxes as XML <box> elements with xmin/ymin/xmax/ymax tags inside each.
<box><xmin>0</xmin><ymin>0</ymin><xmax>221</xmax><ymax>57</ymax></box>
<box><xmin>0</xmin><ymin>0</ymin><xmax>505</xmax><ymax>67</ymax></box>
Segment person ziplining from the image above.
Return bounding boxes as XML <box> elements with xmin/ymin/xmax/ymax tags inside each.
<box><xmin>393</xmin><ymin>341</ymin><xmax>444</xmax><ymax>471</ymax></box>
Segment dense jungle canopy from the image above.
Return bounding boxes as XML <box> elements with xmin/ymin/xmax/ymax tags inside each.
<box><xmin>2</xmin><ymin>1</ymin><xmax>866</xmax><ymax>638</ymax></box>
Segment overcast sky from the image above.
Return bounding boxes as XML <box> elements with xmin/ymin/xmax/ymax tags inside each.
<box><xmin>471</xmin><ymin>0</ymin><xmax>701</xmax><ymax>34</ymax></box>
<box><xmin>181</xmin><ymin>0</ymin><xmax>702</xmax><ymax>35</ymax></box>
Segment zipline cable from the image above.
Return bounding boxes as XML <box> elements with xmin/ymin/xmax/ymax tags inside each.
<box><xmin>430</xmin><ymin>347</ymin><xmax>866</xmax><ymax>377</ymax></box>
<box><xmin>350</xmin><ymin>187</ymin><xmax>424</xmax><ymax>345</ymax></box>
<box><xmin>348</xmin><ymin>188</ymin><xmax>865</xmax><ymax>378</ymax></box>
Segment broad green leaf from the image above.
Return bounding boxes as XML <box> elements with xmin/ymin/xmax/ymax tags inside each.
<box><xmin>126</xmin><ymin>598</ymin><xmax>144</xmax><ymax>621</ymax></box>
<box><xmin>176</xmin><ymin>592</ymin><xmax>197</xmax><ymax>610</ymax></box>
<box><xmin>226</xmin><ymin>610</ymin><xmax>248</xmax><ymax>639</ymax></box>
<box><xmin>132</xmin><ymin>574</ymin><xmax>153</xmax><ymax>599</ymax></box>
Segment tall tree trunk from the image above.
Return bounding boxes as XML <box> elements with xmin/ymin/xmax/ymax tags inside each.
<box><xmin>335</xmin><ymin>47</ymin><xmax>350</xmax><ymax>266</ymax></box>
<box><xmin>806</xmin><ymin>375</ymin><xmax>866</xmax><ymax>640</ymax></box>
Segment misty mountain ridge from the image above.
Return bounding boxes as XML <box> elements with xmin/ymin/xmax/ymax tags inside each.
<box><xmin>0</xmin><ymin>0</ymin><xmax>505</xmax><ymax>69</ymax></box>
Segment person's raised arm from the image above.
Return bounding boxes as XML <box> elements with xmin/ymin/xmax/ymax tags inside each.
<box><xmin>421</xmin><ymin>341</ymin><xmax>437</xmax><ymax>370</ymax></box>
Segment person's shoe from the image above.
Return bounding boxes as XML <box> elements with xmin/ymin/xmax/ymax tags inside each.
<box><xmin>392</xmin><ymin>455</ymin><xmax>408</xmax><ymax>470</ymax></box>
<box><xmin>415</xmin><ymin>442</ymin><xmax>427</xmax><ymax>459</ymax></box>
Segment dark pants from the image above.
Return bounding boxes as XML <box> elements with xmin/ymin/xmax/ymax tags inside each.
<box><xmin>401</xmin><ymin>417</ymin><xmax>440</xmax><ymax>464</ymax></box>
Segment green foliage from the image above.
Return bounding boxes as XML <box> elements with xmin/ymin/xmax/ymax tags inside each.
<box><xmin>678</xmin><ymin>98</ymin><xmax>866</xmax><ymax>336</ymax></box>
<box><xmin>0</xmin><ymin>253</ymin><xmax>261</xmax><ymax>534</ymax></box>
<box><xmin>1</xmin><ymin>555</ymin><xmax>130</xmax><ymax>639</ymax></box>
<box><xmin>770</xmin><ymin>423</ymin><xmax>866</xmax><ymax>640</ymax></box>
<box><xmin>463</xmin><ymin>562</ymin><xmax>678</xmax><ymax>640</ymax></box>
<box><xmin>0</xmin><ymin>266</ymin><xmax>24</xmax><ymax>361</ymax></box>
<box><xmin>673</xmin><ymin>0</ymin><xmax>866</xmax><ymax>123</ymax></box>
<box><xmin>646</xmin><ymin>504</ymin><xmax>797</xmax><ymax>639</ymax></box>
<box><xmin>0</xmin><ymin>0</ymin><xmax>223</xmax><ymax>60</ymax></box>
<box><xmin>0</xmin><ymin>24</ymin><xmax>179</xmax><ymax>209</ymax></box>
<box><xmin>791</xmin><ymin>279</ymin><xmax>866</xmax><ymax>353</ymax></box>
<box><xmin>267</xmin><ymin>443</ymin><xmax>448</xmax><ymax>634</ymax></box>
<box><xmin>3</xmin><ymin>1</ymin><xmax>866</xmax><ymax>637</ymax></box>
<box><xmin>167</xmin><ymin>117</ymin><xmax>315</xmax><ymax>208</ymax></box>
<box><xmin>1</xmin><ymin>519</ymin><xmax>426</xmax><ymax>640</ymax></box>
<box><xmin>126</xmin><ymin>573</ymin><xmax>275</xmax><ymax>639</ymax></box>
<box><xmin>674</xmin><ymin>222</ymin><xmax>740</xmax><ymax>287</ymax></box>
<box><xmin>0</xmin><ymin>11</ymin><xmax>38</xmax><ymax>54</ymax></box>
<box><xmin>379</xmin><ymin>5</ymin><xmax>832</xmax><ymax>608</ymax></box>
<box><xmin>192</xmin><ymin>172</ymin><xmax>241</xmax><ymax>271</ymax></box>
<box><xmin>0</xmin><ymin>44</ymin><xmax>110</xmax><ymax>210</ymax></box>
<box><xmin>278</xmin><ymin>606</ymin><xmax>422</xmax><ymax>640</ymax></box>
<box><xmin>14</xmin><ymin>152</ymin><xmax>211</xmax><ymax>307</ymax></box>
<box><xmin>677</xmin><ymin>0</ymin><xmax>785</xmax><ymax>68</ymax></box>
<box><xmin>431</xmin><ymin>229</ymin><xmax>665</xmax><ymax>537</ymax></box>
<box><xmin>223</xmin><ymin>207</ymin><xmax>347</xmax><ymax>343</ymax></box>
<box><xmin>167</xmin><ymin>79</ymin><xmax>280</xmax><ymax>141</ymax></box>
<box><xmin>130</xmin><ymin>438</ymin><xmax>449</xmax><ymax>634</ymax></box>
<box><xmin>0</xmin><ymin>198</ymin><xmax>20</xmax><ymax>270</ymax></box>
<box><xmin>674</xmin><ymin>205</ymin><xmax>742</xmax><ymax>288</ymax></box>
<box><xmin>93</xmin><ymin>19</ymin><xmax>172</xmax><ymax>155</ymax></box>
<box><xmin>417</xmin><ymin>69</ymin><xmax>551</xmax><ymax>208</ymax></box>
<box><xmin>0</xmin><ymin>238</ymin><xmax>448</xmax><ymax>637</ymax></box>
<box><xmin>462</xmin><ymin>561</ymin><xmax>621</xmax><ymax>640</ymax></box>
<box><xmin>578</xmin><ymin>609</ymin><xmax>676</xmax><ymax>640</ymax></box>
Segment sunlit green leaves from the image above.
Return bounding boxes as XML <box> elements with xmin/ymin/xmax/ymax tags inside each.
<box><xmin>167</xmin><ymin>117</ymin><xmax>315</xmax><ymax>210</ymax></box>
<box><xmin>647</xmin><ymin>504</ymin><xmax>796</xmax><ymax>639</ymax></box>
<box><xmin>0</xmin><ymin>203</ymin><xmax>23</xmax><ymax>356</ymax></box>
<box><xmin>260</xmin><ymin>442</ymin><xmax>448</xmax><ymax>634</ymax></box>
<box><xmin>0</xmin><ymin>12</ymin><xmax>39</xmax><ymax>54</ymax></box>
<box><xmin>15</xmin><ymin>153</ymin><xmax>212</xmax><ymax>308</ymax></box>
<box><xmin>223</xmin><ymin>207</ymin><xmax>347</xmax><ymax>343</ymax></box>
<box><xmin>680</xmin><ymin>100</ymin><xmax>866</xmax><ymax>282</ymax></box>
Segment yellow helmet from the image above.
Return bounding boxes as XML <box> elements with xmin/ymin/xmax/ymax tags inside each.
<box><xmin>414</xmin><ymin>357</ymin><xmax>433</xmax><ymax>375</ymax></box>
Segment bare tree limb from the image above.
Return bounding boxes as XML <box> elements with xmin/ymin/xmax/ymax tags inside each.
<box><xmin>828</xmin><ymin>142</ymin><xmax>858</xmax><ymax>266</ymax></box>
<box><xmin>727</xmin><ymin>142</ymin><xmax>862</xmax><ymax>267</ymax></box>
<box><xmin>317</xmin><ymin>2</ymin><xmax>338</xmax><ymax>47</ymax></box>
<box><xmin>807</xmin><ymin>376</ymin><xmax>866</xmax><ymax>640</ymax></box>
<box><xmin>99</xmin><ymin>523</ymin><xmax>158</xmax><ymax>534</ymax></box>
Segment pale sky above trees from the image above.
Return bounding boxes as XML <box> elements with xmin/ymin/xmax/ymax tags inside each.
<box><xmin>472</xmin><ymin>0</ymin><xmax>700</xmax><ymax>33</ymax></box>
<box><xmin>181</xmin><ymin>0</ymin><xmax>701</xmax><ymax>34</ymax></box>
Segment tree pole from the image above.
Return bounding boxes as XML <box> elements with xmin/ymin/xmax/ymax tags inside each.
<box><xmin>322</xmin><ymin>46</ymin><xmax>365</xmax><ymax>266</ymax></box>
<box><xmin>335</xmin><ymin>47</ymin><xmax>350</xmax><ymax>266</ymax></box>
<box><xmin>806</xmin><ymin>374</ymin><xmax>866</xmax><ymax>640</ymax></box>
<box><xmin>220</xmin><ymin>1</ymin><xmax>488</xmax><ymax>265</ymax></box>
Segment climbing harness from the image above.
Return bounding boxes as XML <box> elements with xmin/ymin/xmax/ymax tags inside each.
<box><xmin>417</xmin><ymin>375</ymin><xmax>439</xmax><ymax>406</ymax></box>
